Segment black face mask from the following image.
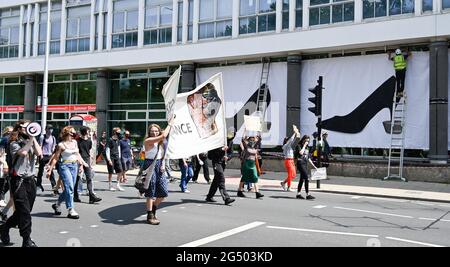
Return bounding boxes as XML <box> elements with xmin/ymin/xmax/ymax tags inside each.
<box><xmin>116</xmin><ymin>133</ymin><xmax>122</xmax><ymax>139</ymax></box>
<box><xmin>19</xmin><ymin>132</ymin><xmax>30</xmax><ymax>140</ymax></box>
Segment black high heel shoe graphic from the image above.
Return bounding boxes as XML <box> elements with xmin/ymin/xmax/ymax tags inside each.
<box><xmin>225</xmin><ymin>84</ymin><xmax>272</xmax><ymax>132</ymax></box>
<box><xmin>320</xmin><ymin>76</ymin><xmax>397</xmax><ymax>134</ymax></box>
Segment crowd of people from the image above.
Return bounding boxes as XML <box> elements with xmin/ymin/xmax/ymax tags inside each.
<box><xmin>0</xmin><ymin>118</ymin><xmax>332</xmax><ymax>246</ymax></box>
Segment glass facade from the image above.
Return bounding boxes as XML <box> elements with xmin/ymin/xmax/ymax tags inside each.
<box><xmin>282</xmin><ymin>0</ymin><xmax>289</xmax><ymax>30</ymax></box>
<box><xmin>422</xmin><ymin>0</ymin><xmax>433</xmax><ymax>12</ymax></box>
<box><xmin>0</xmin><ymin>77</ymin><xmax>25</xmax><ymax>130</ymax></box>
<box><xmin>310</xmin><ymin>0</ymin><xmax>354</xmax><ymax>26</ymax></box>
<box><xmin>112</xmin><ymin>0</ymin><xmax>138</xmax><ymax>49</ymax></box>
<box><xmin>177</xmin><ymin>0</ymin><xmax>183</xmax><ymax>42</ymax></box>
<box><xmin>296</xmin><ymin>0</ymin><xmax>303</xmax><ymax>28</ymax></box>
<box><xmin>38</xmin><ymin>1</ymin><xmax>62</xmax><ymax>55</ymax></box>
<box><xmin>444</xmin><ymin>0</ymin><xmax>450</xmax><ymax>9</ymax></box>
<box><xmin>0</xmin><ymin>7</ymin><xmax>21</xmax><ymax>59</ymax></box>
<box><xmin>144</xmin><ymin>0</ymin><xmax>173</xmax><ymax>45</ymax></box>
<box><xmin>66</xmin><ymin>3</ymin><xmax>91</xmax><ymax>53</ymax></box>
<box><xmin>199</xmin><ymin>0</ymin><xmax>232</xmax><ymax>39</ymax></box>
<box><xmin>239</xmin><ymin>0</ymin><xmax>276</xmax><ymax>35</ymax></box>
<box><xmin>363</xmin><ymin>0</ymin><xmax>414</xmax><ymax>19</ymax></box>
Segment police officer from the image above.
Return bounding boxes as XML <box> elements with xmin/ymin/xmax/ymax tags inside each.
<box><xmin>0</xmin><ymin>120</ymin><xmax>42</xmax><ymax>247</ymax></box>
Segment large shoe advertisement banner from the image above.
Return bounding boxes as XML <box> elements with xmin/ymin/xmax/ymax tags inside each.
<box><xmin>301</xmin><ymin>52</ymin><xmax>430</xmax><ymax>150</ymax></box>
<box><xmin>197</xmin><ymin>63</ymin><xmax>287</xmax><ymax>147</ymax></box>
<box><xmin>166</xmin><ymin>73</ymin><xmax>227</xmax><ymax>159</ymax></box>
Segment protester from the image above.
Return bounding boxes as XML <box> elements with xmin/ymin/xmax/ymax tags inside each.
<box><xmin>36</xmin><ymin>125</ymin><xmax>57</xmax><ymax>192</ymax></box>
<box><xmin>0</xmin><ymin>120</ymin><xmax>41</xmax><ymax>247</ymax></box>
<box><xmin>237</xmin><ymin>130</ymin><xmax>264</xmax><ymax>199</ymax></box>
<box><xmin>281</xmin><ymin>125</ymin><xmax>301</xmax><ymax>192</ymax></box>
<box><xmin>295</xmin><ymin>135</ymin><xmax>317</xmax><ymax>200</ymax></box>
<box><xmin>192</xmin><ymin>152</ymin><xmax>210</xmax><ymax>184</ymax></box>
<box><xmin>120</xmin><ymin>130</ymin><xmax>133</xmax><ymax>183</ymax></box>
<box><xmin>179</xmin><ymin>157</ymin><xmax>194</xmax><ymax>193</ymax></box>
<box><xmin>106</xmin><ymin>128</ymin><xmax>124</xmax><ymax>191</ymax></box>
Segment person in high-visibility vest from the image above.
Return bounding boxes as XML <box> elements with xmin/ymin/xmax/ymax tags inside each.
<box><xmin>389</xmin><ymin>49</ymin><xmax>411</xmax><ymax>100</ymax></box>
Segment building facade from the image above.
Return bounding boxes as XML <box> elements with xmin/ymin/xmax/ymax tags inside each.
<box><xmin>0</xmin><ymin>0</ymin><xmax>449</xmax><ymax>161</ymax></box>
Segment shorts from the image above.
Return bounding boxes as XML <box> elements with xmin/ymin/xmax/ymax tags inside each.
<box><xmin>107</xmin><ymin>158</ymin><xmax>123</xmax><ymax>174</ymax></box>
<box><xmin>144</xmin><ymin>159</ymin><xmax>168</xmax><ymax>199</ymax></box>
<box><xmin>121</xmin><ymin>157</ymin><xmax>132</xmax><ymax>171</ymax></box>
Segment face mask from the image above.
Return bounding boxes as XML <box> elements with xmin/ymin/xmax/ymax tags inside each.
<box><xmin>70</xmin><ymin>133</ymin><xmax>77</xmax><ymax>138</ymax></box>
<box><xmin>116</xmin><ymin>132</ymin><xmax>122</xmax><ymax>139</ymax></box>
<box><xmin>248</xmin><ymin>141</ymin><xmax>256</xmax><ymax>148</ymax></box>
<box><xmin>125</xmin><ymin>134</ymin><xmax>130</xmax><ymax>138</ymax></box>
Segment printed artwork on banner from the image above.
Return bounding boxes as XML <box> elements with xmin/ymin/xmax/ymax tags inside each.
<box><xmin>197</xmin><ymin>63</ymin><xmax>287</xmax><ymax>147</ymax></box>
<box><xmin>166</xmin><ymin>73</ymin><xmax>227</xmax><ymax>159</ymax></box>
<box><xmin>162</xmin><ymin>66</ymin><xmax>181</xmax><ymax>120</ymax></box>
<box><xmin>300</xmin><ymin>52</ymin><xmax>429</xmax><ymax>149</ymax></box>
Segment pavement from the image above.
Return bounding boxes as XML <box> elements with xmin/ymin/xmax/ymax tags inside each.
<box><xmin>93</xmin><ymin>164</ymin><xmax>450</xmax><ymax>203</ymax></box>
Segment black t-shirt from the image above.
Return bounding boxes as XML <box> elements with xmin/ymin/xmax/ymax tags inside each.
<box><xmin>107</xmin><ymin>138</ymin><xmax>120</xmax><ymax>159</ymax></box>
<box><xmin>78</xmin><ymin>138</ymin><xmax>92</xmax><ymax>162</ymax></box>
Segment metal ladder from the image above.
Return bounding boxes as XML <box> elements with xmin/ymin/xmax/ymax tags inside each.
<box><xmin>384</xmin><ymin>93</ymin><xmax>408</xmax><ymax>182</ymax></box>
<box><xmin>255</xmin><ymin>59</ymin><xmax>271</xmax><ymax>132</ymax></box>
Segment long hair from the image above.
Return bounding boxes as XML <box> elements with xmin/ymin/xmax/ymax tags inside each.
<box><xmin>147</xmin><ymin>124</ymin><xmax>164</xmax><ymax>146</ymax></box>
<box><xmin>60</xmin><ymin>126</ymin><xmax>74</xmax><ymax>141</ymax></box>
<box><xmin>9</xmin><ymin>119</ymin><xmax>31</xmax><ymax>143</ymax></box>
<box><xmin>299</xmin><ymin>135</ymin><xmax>310</xmax><ymax>147</ymax></box>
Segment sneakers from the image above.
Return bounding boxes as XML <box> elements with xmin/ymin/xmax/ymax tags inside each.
<box><xmin>287</xmin><ymin>187</ymin><xmax>294</xmax><ymax>192</ymax></box>
<box><xmin>237</xmin><ymin>191</ymin><xmax>246</xmax><ymax>198</ymax></box>
<box><xmin>0</xmin><ymin>200</ymin><xmax>6</xmax><ymax>207</ymax></box>
<box><xmin>306</xmin><ymin>195</ymin><xmax>315</xmax><ymax>200</ymax></box>
<box><xmin>52</xmin><ymin>203</ymin><xmax>62</xmax><ymax>215</ymax></box>
<box><xmin>0</xmin><ymin>213</ymin><xmax>7</xmax><ymax>223</ymax></box>
<box><xmin>68</xmin><ymin>209</ymin><xmax>80</xmax><ymax>219</ymax></box>
<box><xmin>109</xmin><ymin>186</ymin><xmax>117</xmax><ymax>192</ymax></box>
<box><xmin>296</xmin><ymin>193</ymin><xmax>305</xmax><ymax>199</ymax></box>
<box><xmin>0</xmin><ymin>224</ymin><xmax>10</xmax><ymax>245</ymax></box>
<box><xmin>280</xmin><ymin>182</ymin><xmax>286</xmax><ymax>191</ymax></box>
<box><xmin>73</xmin><ymin>196</ymin><xmax>81</xmax><ymax>203</ymax></box>
<box><xmin>117</xmin><ymin>185</ymin><xmax>125</xmax><ymax>192</ymax></box>
<box><xmin>147</xmin><ymin>213</ymin><xmax>160</xmax><ymax>225</ymax></box>
<box><xmin>224</xmin><ymin>198</ymin><xmax>235</xmax><ymax>205</ymax></box>
<box><xmin>183</xmin><ymin>189</ymin><xmax>191</xmax><ymax>193</ymax></box>
<box><xmin>255</xmin><ymin>192</ymin><xmax>264</xmax><ymax>199</ymax></box>
<box><xmin>205</xmin><ymin>197</ymin><xmax>217</xmax><ymax>203</ymax></box>
<box><xmin>22</xmin><ymin>238</ymin><xmax>38</xmax><ymax>247</ymax></box>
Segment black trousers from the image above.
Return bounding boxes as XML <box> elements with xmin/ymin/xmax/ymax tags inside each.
<box><xmin>297</xmin><ymin>161</ymin><xmax>309</xmax><ymax>194</ymax></box>
<box><xmin>74</xmin><ymin>165</ymin><xmax>95</xmax><ymax>198</ymax></box>
<box><xmin>4</xmin><ymin>176</ymin><xmax>36</xmax><ymax>240</ymax></box>
<box><xmin>395</xmin><ymin>69</ymin><xmax>406</xmax><ymax>94</ymax></box>
<box><xmin>0</xmin><ymin>176</ymin><xmax>9</xmax><ymax>200</ymax></box>
<box><xmin>192</xmin><ymin>156</ymin><xmax>210</xmax><ymax>182</ymax></box>
<box><xmin>207</xmin><ymin>162</ymin><xmax>230</xmax><ymax>201</ymax></box>
<box><xmin>37</xmin><ymin>155</ymin><xmax>56</xmax><ymax>188</ymax></box>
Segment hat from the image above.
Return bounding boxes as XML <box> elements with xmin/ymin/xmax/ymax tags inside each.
<box><xmin>395</xmin><ymin>49</ymin><xmax>402</xmax><ymax>55</ymax></box>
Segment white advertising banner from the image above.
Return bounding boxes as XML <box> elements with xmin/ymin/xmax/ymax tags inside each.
<box><xmin>448</xmin><ymin>50</ymin><xmax>450</xmax><ymax>150</ymax></box>
<box><xmin>197</xmin><ymin>63</ymin><xmax>287</xmax><ymax>147</ymax></box>
<box><xmin>301</xmin><ymin>52</ymin><xmax>429</xmax><ymax>149</ymax></box>
<box><xmin>166</xmin><ymin>73</ymin><xmax>227</xmax><ymax>159</ymax></box>
<box><xmin>162</xmin><ymin>66</ymin><xmax>181</xmax><ymax>120</ymax></box>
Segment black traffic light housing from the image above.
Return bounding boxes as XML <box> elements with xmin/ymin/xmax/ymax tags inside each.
<box><xmin>308</xmin><ymin>76</ymin><xmax>323</xmax><ymax>117</ymax></box>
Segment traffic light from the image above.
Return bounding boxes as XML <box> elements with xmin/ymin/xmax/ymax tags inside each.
<box><xmin>308</xmin><ymin>77</ymin><xmax>323</xmax><ymax>117</ymax></box>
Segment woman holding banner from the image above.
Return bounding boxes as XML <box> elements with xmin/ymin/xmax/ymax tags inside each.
<box><xmin>237</xmin><ymin>130</ymin><xmax>264</xmax><ymax>199</ymax></box>
<box><xmin>142</xmin><ymin>120</ymin><xmax>173</xmax><ymax>225</ymax></box>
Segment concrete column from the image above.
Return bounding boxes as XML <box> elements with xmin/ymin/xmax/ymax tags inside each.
<box><xmin>181</xmin><ymin>63</ymin><xmax>196</xmax><ymax>93</ymax></box>
<box><xmin>182</xmin><ymin>0</ymin><xmax>188</xmax><ymax>44</ymax></box>
<box><xmin>24</xmin><ymin>75</ymin><xmax>37</xmax><ymax>121</ymax></box>
<box><xmin>33</xmin><ymin>3</ymin><xmax>40</xmax><ymax>57</ymax></box>
<box><xmin>289</xmin><ymin>0</ymin><xmax>295</xmax><ymax>31</ymax></box>
<box><xmin>286</xmin><ymin>55</ymin><xmax>301</xmax><ymax>136</ymax></box>
<box><xmin>232</xmin><ymin>0</ymin><xmax>239</xmax><ymax>38</ymax></box>
<box><xmin>354</xmin><ymin>0</ymin><xmax>362</xmax><ymax>23</ymax></box>
<box><xmin>138</xmin><ymin>0</ymin><xmax>145</xmax><ymax>48</ymax></box>
<box><xmin>90</xmin><ymin>0</ymin><xmax>96</xmax><ymax>52</ymax></box>
<box><xmin>302</xmin><ymin>0</ymin><xmax>309</xmax><ymax>30</ymax></box>
<box><xmin>19</xmin><ymin>5</ymin><xmax>25</xmax><ymax>59</ymax></box>
<box><xmin>428</xmin><ymin>41</ymin><xmax>448</xmax><ymax>164</ymax></box>
<box><xmin>96</xmin><ymin>70</ymin><xmax>109</xmax><ymax>138</ymax></box>
<box><xmin>60</xmin><ymin>0</ymin><xmax>67</xmax><ymax>55</ymax></box>
<box><xmin>98</xmin><ymin>0</ymin><xmax>105</xmax><ymax>51</ymax></box>
<box><xmin>107</xmin><ymin>0</ymin><xmax>113</xmax><ymax>50</ymax></box>
<box><xmin>172</xmin><ymin>0</ymin><xmax>178</xmax><ymax>45</ymax></box>
<box><xmin>415</xmin><ymin>0</ymin><xmax>422</xmax><ymax>16</ymax></box>
<box><xmin>192</xmin><ymin>0</ymin><xmax>199</xmax><ymax>43</ymax></box>
<box><xmin>276</xmin><ymin>0</ymin><xmax>283</xmax><ymax>33</ymax></box>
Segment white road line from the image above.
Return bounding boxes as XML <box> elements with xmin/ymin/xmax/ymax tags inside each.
<box><xmin>351</xmin><ymin>196</ymin><xmax>362</xmax><ymax>199</ymax></box>
<box><xmin>313</xmin><ymin>205</ymin><xmax>327</xmax><ymax>209</ymax></box>
<box><xmin>385</xmin><ymin>237</ymin><xmax>444</xmax><ymax>247</ymax></box>
<box><xmin>161</xmin><ymin>210</ymin><xmax>168</xmax><ymax>213</ymax></box>
<box><xmin>180</xmin><ymin>207</ymin><xmax>185</xmax><ymax>209</ymax></box>
<box><xmin>90</xmin><ymin>225</ymin><xmax>99</xmax><ymax>228</ymax></box>
<box><xmin>59</xmin><ymin>231</ymin><xmax>69</xmax><ymax>234</ymax></box>
<box><xmin>267</xmin><ymin>226</ymin><xmax>379</xmax><ymax>238</ymax></box>
<box><xmin>334</xmin><ymin>207</ymin><xmax>414</xmax><ymax>219</ymax></box>
<box><xmin>419</xmin><ymin>218</ymin><xmax>436</xmax><ymax>221</ymax></box>
<box><xmin>117</xmin><ymin>219</ymin><xmax>124</xmax><ymax>222</ymax></box>
<box><xmin>179</xmin><ymin>221</ymin><xmax>266</xmax><ymax>247</ymax></box>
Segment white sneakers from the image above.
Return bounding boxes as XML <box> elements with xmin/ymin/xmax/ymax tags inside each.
<box><xmin>280</xmin><ymin>182</ymin><xmax>286</xmax><ymax>191</ymax></box>
<box><xmin>117</xmin><ymin>184</ymin><xmax>125</xmax><ymax>192</ymax></box>
<box><xmin>0</xmin><ymin>200</ymin><xmax>6</xmax><ymax>207</ymax></box>
<box><xmin>68</xmin><ymin>209</ymin><xmax>80</xmax><ymax>219</ymax></box>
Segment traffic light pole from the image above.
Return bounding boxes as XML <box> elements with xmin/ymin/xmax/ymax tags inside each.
<box><xmin>316</xmin><ymin>76</ymin><xmax>322</xmax><ymax>189</ymax></box>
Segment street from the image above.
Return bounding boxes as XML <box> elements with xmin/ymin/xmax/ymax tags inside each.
<box><xmin>1</xmin><ymin>172</ymin><xmax>450</xmax><ymax>247</ymax></box>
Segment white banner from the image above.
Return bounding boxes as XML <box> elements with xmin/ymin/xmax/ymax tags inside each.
<box><xmin>162</xmin><ymin>66</ymin><xmax>181</xmax><ymax>121</ymax></box>
<box><xmin>166</xmin><ymin>73</ymin><xmax>227</xmax><ymax>159</ymax></box>
<box><xmin>301</xmin><ymin>52</ymin><xmax>429</xmax><ymax>149</ymax></box>
<box><xmin>244</xmin><ymin>115</ymin><xmax>263</xmax><ymax>132</ymax></box>
<box><xmin>197</xmin><ymin>63</ymin><xmax>287</xmax><ymax>147</ymax></box>
<box><xmin>448</xmin><ymin>49</ymin><xmax>450</xmax><ymax>150</ymax></box>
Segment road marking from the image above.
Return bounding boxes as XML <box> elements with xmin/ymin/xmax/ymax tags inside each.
<box><xmin>180</xmin><ymin>207</ymin><xmax>185</xmax><ymax>209</ymax></box>
<box><xmin>419</xmin><ymin>218</ymin><xmax>435</xmax><ymax>221</ymax></box>
<box><xmin>385</xmin><ymin>237</ymin><xmax>444</xmax><ymax>247</ymax></box>
<box><xmin>334</xmin><ymin>207</ymin><xmax>414</xmax><ymax>219</ymax></box>
<box><xmin>179</xmin><ymin>221</ymin><xmax>266</xmax><ymax>247</ymax></box>
<box><xmin>267</xmin><ymin>226</ymin><xmax>379</xmax><ymax>238</ymax></box>
<box><xmin>313</xmin><ymin>205</ymin><xmax>327</xmax><ymax>209</ymax></box>
<box><xmin>351</xmin><ymin>196</ymin><xmax>362</xmax><ymax>199</ymax></box>
<box><xmin>197</xmin><ymin>204</ymin><xmax>203</xmax><ymax>207</ymax></box>
<box><xmin>117</xmin><ymin>219</ymin><xmax>124</xmax><ymax>222</ymax></box>
<box><xmin>161</xmin><ymin>210</ymin><xmax>168</xmax><ymax>213</ymax></box>
<box><xmin>59</xmin><ymin>231</ymin><xmax>69</xmax><ymax>234</ymax></box>
<box><xmin>90</xmin><ymin>225</ymin><xmax>99</xmax><ymax>228</ymax></box>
